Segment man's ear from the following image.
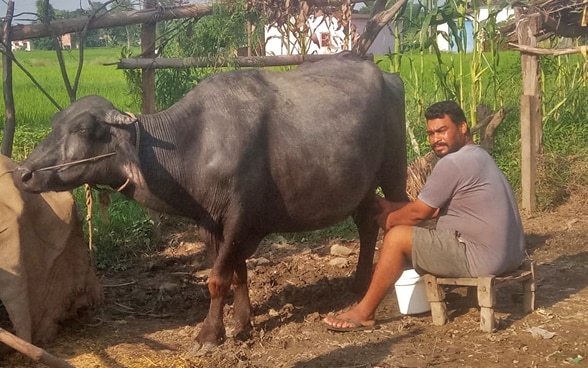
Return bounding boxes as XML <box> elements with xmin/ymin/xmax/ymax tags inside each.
<box><xmin>459</xmin><ymin>121</ymin><xmax>468</xmax><ymax>134</ymax></box>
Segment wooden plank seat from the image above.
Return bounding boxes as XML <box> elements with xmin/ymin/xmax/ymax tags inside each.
<box><xmin>423</xmin><ymin>259</ymin><xmax>536</xmax><ymax>332</ymax></box>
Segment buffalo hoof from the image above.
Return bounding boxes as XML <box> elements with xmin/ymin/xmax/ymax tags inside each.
<box><xmin>186</xmin><ymin>341</ymin><xmax>218</xmax><ymax>357</ymax></box>
<box><xmin>226</xmin><ymin>323</ymin><xmax>252</xmax><ymax>340</ymax></box>
<box><xmin>226</xmin><ymin>321</ymin><xmax>253</xmax><ymax>340</ymax></box>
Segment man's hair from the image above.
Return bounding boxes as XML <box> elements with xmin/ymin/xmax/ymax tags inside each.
<box><xmin>425</xmin><ymin>101</ymin><xmax>469</xmax><ymax>133</ymax></box>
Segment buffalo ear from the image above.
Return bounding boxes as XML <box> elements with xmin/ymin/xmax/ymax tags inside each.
<box><xmin>102</xmin><ymin>109</ymin><xmax>136</xmax><ymax>125</ymax></box>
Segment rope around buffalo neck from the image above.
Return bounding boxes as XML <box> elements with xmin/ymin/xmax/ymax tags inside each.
<box><xmin>29</xmin><ymin>151</ymin><xmax>117</xmax><ymax>251</ymax></box>
<box><xmin>84</xmin><ymin>183</ymin><xmax>94</xmax><ymax>250</ymax></box>
<box><xmin>84</xmin><ymin>113</ymin><xmax>139</xmax><ymax>251</ymax></box>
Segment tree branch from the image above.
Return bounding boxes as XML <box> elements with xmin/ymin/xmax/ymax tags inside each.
<box><xmin>508</xmin><ymin>43</ymin><xmax>587</xmax><ymax>56</ymax></box>
<box><xmin>3</xmin><ymin>3</ymin><xmax>213</xmax><ymax>41</ymax></box>
<box><xmin>352</xmin><ymin>0</ymin><xmax>409</xmax><ymax>56</ymax></box>
<box><xmin>116</xmin><ymin>53</ymin><xmax>374</xmax><ymax>69</ymax></box>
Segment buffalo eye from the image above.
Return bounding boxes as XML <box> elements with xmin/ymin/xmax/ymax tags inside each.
<box><xmin>72</xmin><ymin>120</ymin><xmax>94</xmax><ymax>136</ymax></box>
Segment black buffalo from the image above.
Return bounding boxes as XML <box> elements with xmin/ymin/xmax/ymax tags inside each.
<box><xmin>14</xmin><ymin>52</ymin><xmax>407</xmax><ymax>353</ymax></box>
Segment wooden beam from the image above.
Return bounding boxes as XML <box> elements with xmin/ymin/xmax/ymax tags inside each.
<box><xmin>0</xmin><ymin>328</ymin><xmax>75</xmax><ymax>368</ymax></box>
<box><xmin>516</xmin><ymin>10</ymin><xmax>543</xmax><ymax>213</ymax></box>
<box><xmin>141</xmin><ymin>0</ymin><xmax>156</xmax><ymax>115</ymax></box>
<box><xmin>520</xmin><ymin>94</ymin><xmax>539</xmax><ymax>213</ymax></box>
<box><xmin>508</xmin><ymin>43</ymin><xmax>587</xmax><ymax>56</ymax></box>
<box><xmin>4</xmin><ymin>0</ymin><xmax>366</xmax><ymax>42</ymax></box>
<box><xmin>3</xmin><ymin>3</ymin><xmax>212</xmax><ymax>41</ymax></box>
<box><xmin>116</xmin><ymin>53</ymin><xmax>374</xmax><ymax>69</ymax></box>
<box><xmin>1</xmin><ymin>0</ymin><xmax>15</xmax><ymax>157</ymax></box>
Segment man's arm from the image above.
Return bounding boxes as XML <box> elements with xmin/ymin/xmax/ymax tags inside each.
<box><xmin>374</xmin><ymin>195</ymin><xmax>438</xmax><ymax>231</ymax></box>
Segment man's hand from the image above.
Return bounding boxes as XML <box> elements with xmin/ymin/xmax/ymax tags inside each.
<box><xmin>373</xmin><ymin>195</ymin><xmax>437</xmax><ymax>230</ymax></box>
<box><xmin>373</xmin><ymin>195</ymin><xmax>408</xmax><ymax>230</ymax></box>
<box><xmin>374</xmin><ymin>195</ymin><xmax>390</xmax><ymax>229</ymax></box>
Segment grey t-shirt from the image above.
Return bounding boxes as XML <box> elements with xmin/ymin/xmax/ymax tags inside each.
<box><xmin>418</xmin><ymin>144</ymin><xmax>525</xmax><ymax>276</ymax></box>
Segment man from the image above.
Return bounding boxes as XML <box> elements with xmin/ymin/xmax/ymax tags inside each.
<box><xmin>322</xmin><ymin>101</ymin><xmax>526</xmax><ymax>331</ymax></box>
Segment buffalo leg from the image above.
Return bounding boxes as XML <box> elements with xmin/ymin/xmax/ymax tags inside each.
<box><xmin>352</xmin><ymin>195</ymin><xmax>380</xmax><ymax>294</ymax></box>
<box><xmin>188</xmin><ymin>229</ymin><xmax>230</xmax><ymax>353</ymax></box>
<box><xmin>229</xmin><ymin>261</ymin><xmax>251</xmax><ymax>337</ymax></box>
<box><xmin>194</xmin><ymin>266</ymin><xmax>232</xmax><ymax>351</ymax></box>
<box><xmin>228</xmin><ymin>236</ymin><xmax>262</xmax><ymax>336</ymax></box>
<box><xmin>193</xmin><ymin>233</ymin><xmax>259</xmax><ymax>352</ymax></box>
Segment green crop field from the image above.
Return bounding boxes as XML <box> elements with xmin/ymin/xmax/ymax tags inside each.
<box><xmin>2</xmin><ymin>48</ymin><xmax>136</xmax><ymax>160</ymax></box>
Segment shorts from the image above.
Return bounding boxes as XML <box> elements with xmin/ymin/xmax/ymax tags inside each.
<box><xmin>412</xmin><ymin>227</ymin><xmax>473</xmax><ymax>277</ymax></box>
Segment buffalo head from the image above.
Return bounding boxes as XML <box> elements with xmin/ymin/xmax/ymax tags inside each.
<box><xmin>14</xmin><ymin>96</ymin><xmax>138</xmax><ymax>193</ymax></box>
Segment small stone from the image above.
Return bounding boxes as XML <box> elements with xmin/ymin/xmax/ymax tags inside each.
<box><xmin>330</xmin><ymin>244</ymin><xmax>353</xmax><ymax>256</ymax></box>
<box><xmin>250</xmin><ymin>257</ymin><xmax>271</xmax><ymax>266</ymax></box>
<box><xmin>159</xmin><ymin>282</ymin><xmax>179</xmax><ymax>293</ymax></box>
<box><xmin>328</xmin><ymin>257</ymin><xmax>349</xmax><ymax>268</ymax></box>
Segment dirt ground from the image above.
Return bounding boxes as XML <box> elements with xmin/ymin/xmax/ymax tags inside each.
<box><xmin>1</xmin><ymin>189</ymin><xmax>587</xmax><ymax>368</ymax></box>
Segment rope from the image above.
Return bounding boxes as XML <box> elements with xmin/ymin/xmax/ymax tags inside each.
<box><xmin>81</xmin><ymin>115</ymin><xmax>138</xmax><ymax>250</ymax></box>
<box><xmin>37</xmin><ymin>152</ymin><xmax>117</xmax><ymax>172</ymax></box>
<box><xmin>51</xmin><ymin>114</ymin><xmax>138</xmax><ymax>252</ymax></box>
<box><xmin>124</xmin><ymin>112</ymin><xmax>141</xmax><ymax>152</ymax></box>
<box><xmin>21</xmin><ymin>152</ymin><xmax>115</xmax><ymax>253</ymax></box>
<box><xmin>581</xmin><ymin>46</ymin><xmax>588</xmax><ymax>80</ymax></box>
<box><xmin>15</xmin><ymin>116</ymin><xmax>140</xmax><ymax>253</ymax></box>
<box><xmin>84</xmin><ymin>183</ymin><xmax>94</xmax><ymax>251</ymax></box>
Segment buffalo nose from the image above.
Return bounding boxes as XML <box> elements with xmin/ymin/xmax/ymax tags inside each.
<box><xmin>17</xmin><ymin>167</ymin><xmax>33</xmax><ymax>183</ymax></box>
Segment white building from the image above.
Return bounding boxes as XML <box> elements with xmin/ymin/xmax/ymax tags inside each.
<box><xmin>265</xmin><ymin>12</ymin><xmax>398</xmax><ymax>56</ymax></box>
<box><xmin>11</xmin><ymin>40</ymin><xmax>31</xmax><ymax>51</ymax></box>
<box><xmin>436</xmin><ymin>6</ymin><xmax>514</xmax><ymax>52</ymax></box>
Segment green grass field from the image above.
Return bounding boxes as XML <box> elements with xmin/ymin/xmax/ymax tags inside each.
<box><xmin>4</xmin><ymin>48</ymin><xmax>135</xmax><ymax>159</ymax></box>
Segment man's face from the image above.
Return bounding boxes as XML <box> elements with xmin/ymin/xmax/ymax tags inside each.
<box><xmin>426</xmin><ymin>114</ymin><xmax>468</xmax><ymax>158</ymax></box>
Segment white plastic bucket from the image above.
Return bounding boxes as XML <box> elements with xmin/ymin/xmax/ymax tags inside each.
<box><xmin>394</xmin><ymin>269</ymin><xmax>431</xmax><ymax>315</ymax></box>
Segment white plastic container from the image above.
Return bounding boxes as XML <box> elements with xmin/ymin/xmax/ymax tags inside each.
<box><xmin>394</xmin><ymin>269</ymin><xmax>431</xmax><ymax>315</ymax></box>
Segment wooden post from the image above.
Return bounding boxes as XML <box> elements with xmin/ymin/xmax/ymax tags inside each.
<box><xmin>247</xmin><ymin>19</ymin><xmax>252</xmax><ymax>56</ymax></box>
<box><xmin>1</xmin><ymin>0</ymin><xmax>15</xmax><ymax>157</ymax></box>
<box><xmin>516</xmin><ymin>9</ymin><xmax>542</xmax><ymax>213</ymax></box>
<box><xmin>522</xmin><ymin>266</ymin><xmax>536</xmax><ymax>313</ymax></box>
<box><xmin>141</xmin><ymin>0</ymin><xmax>157</xmax><ymax>114</ymax></box>
<box><xmin>477</xmin><ymin>276</ymin><xmax>496</xmax><ymax>332</ymax></box>
<box><xmin>423</xmin><ymin>274</ymin><xmax>447</xmax><ymax>326</ymax></box>
<box><xmin>0</xmin><ymin>328</ymin><xmax>75</xmax><ymax>368</ymax></box>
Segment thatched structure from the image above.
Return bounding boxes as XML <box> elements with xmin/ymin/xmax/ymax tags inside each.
<box><xmin>503</xmin><ymin>0</ymin><xmax>588</xmax><ymax>42</ymax></box>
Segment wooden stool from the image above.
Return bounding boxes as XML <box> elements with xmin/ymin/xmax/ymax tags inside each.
<box><xmin>423</xmin><ymin>260</ymin><xmax>536</xmax><ymax>332</ymax></box>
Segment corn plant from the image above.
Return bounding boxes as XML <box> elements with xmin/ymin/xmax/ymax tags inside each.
<box><xmin>541</xmin><ymin>51</ymin><xmax>588</xmax><ymax>122</ymax></box>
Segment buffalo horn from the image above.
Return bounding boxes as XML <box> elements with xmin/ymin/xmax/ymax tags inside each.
<box><xmin>103</xmin><ymin>110</ymin><xmax>136</xmax><ymax>125</ymax></box>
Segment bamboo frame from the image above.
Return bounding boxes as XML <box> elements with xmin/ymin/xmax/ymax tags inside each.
<box><xmin>509</xmin><ymin>43</ymin><xmax>588</xmax><ymax>56</ymax></box>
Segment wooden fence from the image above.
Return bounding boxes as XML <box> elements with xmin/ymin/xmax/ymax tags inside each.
<box><xmin>3</xmin><ymin>0</ymin><xmax>583</xmax><ymax>212</ymax></box>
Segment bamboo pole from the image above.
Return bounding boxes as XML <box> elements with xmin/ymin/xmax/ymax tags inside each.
<box><xmin>0</xmin><ymin>328</ymin><xmax>75</xmax><ymax>368</ymax></box>
<box><xmin>509</xmin><ymin>43</ymin><xmax>587</xmax><ymax>56</ymax></box>
<box><xmin>141</xmin><ymin>0</ymin><xmax>157</xmax><ymax>114</ymax></box>
<box><xmin>1</xmin><ymin>0</ymin><xmax>15</xmax><ymax>157</ymax></box>
<box><xmin>116</xmin><ymin>53</ymin><xmax>373</xmax><ymax>69</ymax></box>
<box><xmin>3</xmin><ymin>3</ymin><xmax>213</xmax><ymax>41</ymax></box>
<box><xmin>3</xmin><ymin>0</ymin><xmax>366</xmax><ymax>42</ymax></box>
